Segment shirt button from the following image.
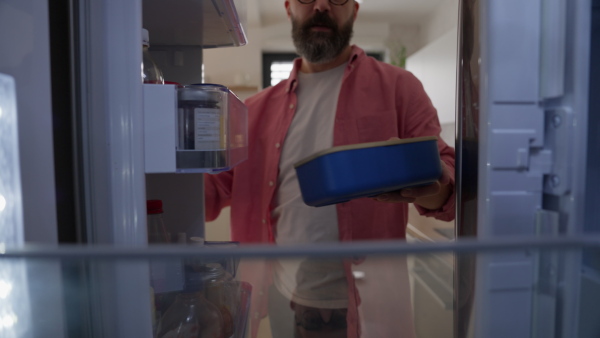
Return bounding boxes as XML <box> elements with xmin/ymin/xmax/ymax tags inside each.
<box><xmin>254</xmin><ymin>312</ymin><xmax>259</xmax><ymax>319</ymax></box>
<box><xmin>289</xmin><ymin>103</ymin><xmax>294</xmax><ymax>109</ymax></box>
<box><xmin>275</xmin><ymin>143</ymin><xmax>280</xmax><ymax>148</ymax></box>
<box><xmin>262</xmin><ymin>219</ymin><xmax>266</xmax><ymax>224</ymax></box>
<box><xmin>268</xmin><ymin>181</ymin><xmax>274</xmax><ymax>187</ymax></box>
<box><xmin>259</xmin><ymin>291</ymin><xmax>264</xmax><ymax>296</ymax></box>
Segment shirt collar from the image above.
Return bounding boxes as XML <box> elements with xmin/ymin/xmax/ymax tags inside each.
<box><xmin>285</xmin><ymin>45</ymin><xmax>365</xmax><ymax>93</ymax></box>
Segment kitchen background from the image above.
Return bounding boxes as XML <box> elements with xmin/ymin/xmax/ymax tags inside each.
<box><xmin>197</xmin><ymin>0</ymin><xmax>459</xmax><ymax>242</ymax></box>
<box><xmin>196</xmin><ymin>3</ymin><xmax>460</xmax><ymax>334</ymax></box>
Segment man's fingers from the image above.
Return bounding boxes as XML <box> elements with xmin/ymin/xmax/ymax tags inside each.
<box><xmin>401</xmin><ymin>182</ymin><xmax>441</xmax><ymax>198</ymax></box>
<box><xmin>373</xmin><ymin>191</ymin><xmax>415</xmax><ymax>203</ymax></box>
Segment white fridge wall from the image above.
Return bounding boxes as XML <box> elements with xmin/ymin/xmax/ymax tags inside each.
<box><xmin>71</xmin><ymin>1</ymin><xmax>153</xmax><ymax>336</ymax></box>
<box><xmin>75</xmin><ymin>0</ymin><xmax>148</xmax><ymax>245</ymax></box>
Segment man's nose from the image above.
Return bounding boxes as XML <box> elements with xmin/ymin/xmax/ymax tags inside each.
<box><xmin>312</xmin><ymin>0</ymin><xmax>332</xmax><ymax>12</ymax></box>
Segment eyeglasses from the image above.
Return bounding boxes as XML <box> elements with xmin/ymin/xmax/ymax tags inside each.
<box><xmin>297</xmin><ymin>0</ymin><xmax>351</xmax><ymax>6</ymax></box>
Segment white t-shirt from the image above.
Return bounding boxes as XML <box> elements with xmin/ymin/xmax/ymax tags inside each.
<box><xmin>271</xmin><ymin>63</ymin><xmax>348</xmax><ymax>308</ymax></box>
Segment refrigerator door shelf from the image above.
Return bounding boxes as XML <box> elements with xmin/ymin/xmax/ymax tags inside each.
<box><xmin>143</xmin><ymin>84</ymin><xmax>248</xmax><ymax>174</ymax></box>
<box><xmin>144</xmin><ymin>84</ymin><xmax>178</xmax><ymax>173</ymax></box>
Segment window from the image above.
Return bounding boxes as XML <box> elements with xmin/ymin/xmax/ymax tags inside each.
<box><xmin>262</xmin><ymin>53</ymin><xmax>299</xmax><ymax>88</ymax></box>
<box><xmin>270</xmin><ymin>62</ymin><xmax>294</xmax><ymax>87</ymax></box>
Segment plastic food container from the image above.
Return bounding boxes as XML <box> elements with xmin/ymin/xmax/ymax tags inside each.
<box><xmin>176</xmin><ymin>84</ymin><xmax>248</xmax><ymax>173</ymax></box>
<box><xmin>294</xmin><ymin>136</ymin><xmax>443</xmax><ymax>207</ymax></box>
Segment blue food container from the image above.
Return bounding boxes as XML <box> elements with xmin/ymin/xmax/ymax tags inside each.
<box><xmin>294</xmin><ymin>136</ymin><xmax>443</xmax><ymax>207</ymax></box>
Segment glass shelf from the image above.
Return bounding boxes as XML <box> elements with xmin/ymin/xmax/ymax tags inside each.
<box><xmin>0</xmin><ymin>236</ymin><xmax>599</xmax><ymax>337</ymax></box>
<box><xmin>142</xmin><ymin>0</ymin><xmax>247</xmax><ymax>48</ymax></box>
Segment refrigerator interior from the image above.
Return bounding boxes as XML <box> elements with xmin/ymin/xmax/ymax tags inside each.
<box><xmin>2</xmin><ymin>0</ymin><xmax>600</xmax><ymax>337</ymax></box>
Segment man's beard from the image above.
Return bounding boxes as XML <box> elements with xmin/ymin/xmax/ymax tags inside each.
<box><xmin>291</xmin><ymin>11</ymin><xmax>354</xmax><ymax>64</ymax></box>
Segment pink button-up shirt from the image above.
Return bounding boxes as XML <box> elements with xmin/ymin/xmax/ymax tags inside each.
<box><xmin>205</xmin><ymin>45</ymin><xmax>455</xmax><ymax>337</ymax></box>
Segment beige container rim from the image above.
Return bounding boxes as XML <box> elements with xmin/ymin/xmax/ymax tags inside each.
<box><xmin>293</xmin><ymin>136</ymin><xmax>438</xmax><ymax>168</ymax></box>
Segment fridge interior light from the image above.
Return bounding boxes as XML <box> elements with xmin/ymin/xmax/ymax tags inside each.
<box><xmin>0</xmin><ymin>73</ymin><xmax>31</xmax><ymax>337</ymax></box>
<box><xmin>0</xmin><ymin>195</ymin><xmax>6</xmax><ymax>213</ymax></box>
<box><xmin>0</xmin><ymin>73</ymin><xmax>24</xmax><ymax>246</ymax></box>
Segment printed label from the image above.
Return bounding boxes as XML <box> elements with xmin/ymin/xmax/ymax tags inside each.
<box><xmin>194</xmin><ymin>107</ymin><xmax>223</xmax><ymax>150</ymax></box>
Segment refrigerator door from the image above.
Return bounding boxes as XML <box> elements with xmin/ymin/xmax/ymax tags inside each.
<box><xmin>70</xmin><ymin>0</ymin><xmax>147</xmax><ymax>245</ymax></box>
<box><xmin>458</xmin><ymin>0</ymin><xmax>597</xmax><ymax>337</ymax></box>
<box><xmin>68</xmin><ymin>1</ymin><xmax>154</xmax><ymax>336</ymax></box>
<box><xmin>455</xmin><ymin>0</ymin><xmax>480</xmax><ymax>336</ymax></box>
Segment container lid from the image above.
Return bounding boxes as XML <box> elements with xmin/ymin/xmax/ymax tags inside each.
<box><xmin>142</xmin><ymin>28</ymin><xmax>150</xmax><ymax>47</ymax></box>
<box><xmin>177</xmin><ymin>84</ymin><xmax>227</xmax><ymax>103</ymax></box>
<box><xmin>198</xmin><ymin>263</ymin><xmax>226</xmax><ymax>281</ymax></box>
<box><xmin>183</xmin><ymin>263</ymin><xmax>225</xmax><ymax>291</ymax></box>
<box><xmin>293</xmin><ymin>136</ymin><xmax>438</xmax><ymax>168</ymax></box>
<box><xmin>146</xmin><ymin>200</ymin><xmax>163</xmax><ymax>214</ymax></box>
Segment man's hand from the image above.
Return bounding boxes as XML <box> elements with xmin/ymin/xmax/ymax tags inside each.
<box><xmin>373</xmin><ymin>160</ymin><xmax>452</xmax><ymax>211</ymax></box>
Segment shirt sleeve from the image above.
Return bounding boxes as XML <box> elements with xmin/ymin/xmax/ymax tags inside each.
<box><xmin>399</xmin><ymin>72</ymin><xmax>456</xmax><ymax>222</ymax></box>
<box><xmin>204</xmin><ymin>170</ymin><xmax>234</xmax><ymax>222</ymax></box>
<box><xmin>415</xmin><ymin>150</ymin><xmax>456</xmax><ymax>222</ymax></box>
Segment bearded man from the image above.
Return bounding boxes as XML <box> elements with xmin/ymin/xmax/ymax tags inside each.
<box><xmin>204</xmin><ymin>0</ymin><xmax>456</xmax><ymax>337</ymax></box>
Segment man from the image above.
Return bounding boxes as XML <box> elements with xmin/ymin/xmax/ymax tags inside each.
<box><xmin>205</xmin><ymin>0</ymin><xmax>455</xmax><ymax>336</ymax></box>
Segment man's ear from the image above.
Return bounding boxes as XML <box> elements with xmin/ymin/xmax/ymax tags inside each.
<box><xmin>285</xmin><ymin>1</ymin><xmax>292</xmax><ymax>19</ymax></box>
<box><xmin>352</xmin><ymin>0</ymin><xmax>360</xmax><ymax>21</ymax></box>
